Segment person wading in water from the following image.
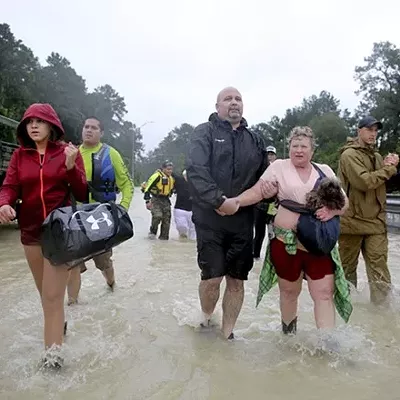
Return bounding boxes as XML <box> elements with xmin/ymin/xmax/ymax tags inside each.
<box><xmin>0</xmin><ymin>103</ymin><xmax>87</xmax><ymax>368</ymax></box>
<box><xmin>186</xmin><ymin>87</ymin><xmax>269</xmax><ymax>339</ymax></box>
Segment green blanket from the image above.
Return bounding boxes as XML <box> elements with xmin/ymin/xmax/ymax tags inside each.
<box><xmin>256</xmin><ymin>226</ymin><xmax>353</xmax><ymax>323</ymax></box>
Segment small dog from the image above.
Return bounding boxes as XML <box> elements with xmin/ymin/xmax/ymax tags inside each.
<box><xmin>305</xmin><ymin>177</ymin><xmax>346</xmax><ymax>211</ymax></box>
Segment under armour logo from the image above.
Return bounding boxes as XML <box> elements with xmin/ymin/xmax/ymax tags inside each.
<box><xmin>86</xmin><ymin>213</ymin><xmax>113</xmax><ymax>230</ymax></box>
<box><xmin>215</xmin><ymin>139</ymin><xmax>225</xmax><ymax>143</ymax></box>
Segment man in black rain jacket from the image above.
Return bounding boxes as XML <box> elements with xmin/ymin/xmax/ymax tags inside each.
<box><xmin>186</xmin><ymin>87</ymin><xmax>269</xmax><ymax>339</ymax></box>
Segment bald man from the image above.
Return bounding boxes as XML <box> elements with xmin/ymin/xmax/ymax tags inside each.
<box><xmin>186</xmin><ymin>87</ymin><xmax>269</xmax><ymax>339</ymax></box>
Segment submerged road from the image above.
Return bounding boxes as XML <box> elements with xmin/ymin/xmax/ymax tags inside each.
<box><xmin>1</xmin><ymin>189</ymin><xmax>400</xmax><ymax>399</ymax></box>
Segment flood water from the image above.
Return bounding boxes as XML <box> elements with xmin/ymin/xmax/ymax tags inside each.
<box><xmin>1</xmin><ymin>189</ymin><xmax>400</xmax><ymax>399</ymax></box>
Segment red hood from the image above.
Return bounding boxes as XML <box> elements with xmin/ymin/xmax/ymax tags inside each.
<box><xmin>17</xmin><ymin>103</ymin><xmax>65</xmax><ymax>148</ymax></box>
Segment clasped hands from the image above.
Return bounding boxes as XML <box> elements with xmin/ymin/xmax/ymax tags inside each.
<box><xmin>384</xmin><ymin>153</ymin><xmax>399</xmax><ymax>167</ymax></box>
<box><xmin>215</xmin><ymin>180</ymin><xmax>278</xmax><ymax>216</ymax></box>
<box><xmin>215</xmin><ymin>197</ymin><xmax>240</xmax><ymax>216</ymax></box>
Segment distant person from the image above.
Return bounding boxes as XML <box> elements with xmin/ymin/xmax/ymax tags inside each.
<box><xmin>0</xmin><ymin>103</ymin><xmax>87</xmax><ymax>368</ymax></box>
<box><xmin>144</xmin><ymin>161</ymin><xmax>175</xmax><ymax>240</ymax></box>
<box><xmin>266</xmin><ymin>146</ymin><xmax>277</xmax><ymax>164</ymax></box>
<box><xmin>338</xmin><ymin>116</ymin><xmax>399</xmax><ymax>305</ymax></box>
<box><xmin>173</xmin><ymin>169</ymin><xmax>195</xmax><ymax>240</ymax></box>
<box><xmin>186</xmin><ymin>87</ymin><xmax>269</xmax><ymax>340</ymax></box>
<box><xmin>253</xmin><ymin>145</ymin><xmax>277</xmax><ymax>259</ymax></box>
<box><xmin>67</xmin><ymin>117</ymin><xmax>134</xmax><ymax>304</ymax></box>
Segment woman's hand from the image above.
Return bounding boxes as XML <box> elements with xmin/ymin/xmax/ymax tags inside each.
<box><xmin>260</xmin><ymin>180</ymin><xmax>278</xmax><ymax>199</ymax></box>
<box><xmin>315</xmin><ymin>206</ymin><xmax>337</xmax><ymax>222</ymax></box>
<box><xmin>0</xmin><ymin>205</ymin><xmax>16</xmax><ymax>223</ymax></box>
<box><xmin>215</xmin><ymin>197</ymin><xmax>240</xmax><ymax>216</ymax></box>
<box><xmin>64</xmin><ymin>142</ymin><xmax>79</xmax><ymax>171</ymax></box>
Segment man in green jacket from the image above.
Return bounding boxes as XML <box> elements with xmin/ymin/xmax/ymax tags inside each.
<box><xmin>67</xmin><ymin>117</ymin><xmax>134</xmax><ymax>304</ymax></box>
<box><xmin>337</xmin><ymin>116</ymin><xmax>399</xmax><ymax>305</ymax></box>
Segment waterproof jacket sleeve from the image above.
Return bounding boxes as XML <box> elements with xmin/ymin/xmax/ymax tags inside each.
<box><xmin>256</xmin><ymin>139</ymin><xmax>269</xmax><ymax>180</ymax></box>
<box><xmin>340</xmin><ymin>149</ymin><xmax>397</xmax><ymax>192</ymax></box>
<box><xmin>0</xmin><ymin>150</ymin><xmax>20</xmax><ymax>207</ymax></box>
<box><xmin>144</xmin><ymin>171</ymin><xmax>161</xmax><ymax>201</ymax></box>
<box><xmin>110</xmin><ymin>148</ymin><xmax>134</xmax><ymax>210</ymax></box>
<box><xmin>186</xmin><ymin>123</ymin><xmax>225</xmax><ymax>209</ymax></box>
<box><xmin>66</xmin><ymin>151</ymin><xmax>88</xmax><ymax>202</ymax></box>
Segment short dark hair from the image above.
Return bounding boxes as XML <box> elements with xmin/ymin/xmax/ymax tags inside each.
<box><xmin>85</xmin><ymin>116</ymin><xmax>104</xmax><ymax>131</ymax></box>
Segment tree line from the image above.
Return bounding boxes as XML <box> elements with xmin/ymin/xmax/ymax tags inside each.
<box><xmin>139</xmin><ymin>41</ymin><xmax>400</xmax><ymax>180</ymax></box>
<box><xmin>0</xmin><ymin>23</ymin><xmax>144</xmax><ymax>181</ymax></box>
<box><xmin>1</xmin><ymin>23</ymin><xmax>399</xmax><ymax>184</ymax></box>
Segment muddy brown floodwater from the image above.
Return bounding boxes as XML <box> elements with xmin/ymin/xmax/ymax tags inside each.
<box><xmin>1</xmin><ymin>189</ymin><xmax>400</xmax><ymax>399</ymax></box>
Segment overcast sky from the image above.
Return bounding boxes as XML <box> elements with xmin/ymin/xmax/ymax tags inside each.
<box><xmin>3</xmin><ymin>0</ymin><xmax>400</xmax><ymax>151</ymax></box>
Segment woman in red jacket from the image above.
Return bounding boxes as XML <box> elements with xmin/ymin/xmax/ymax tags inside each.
<box><xmin>0</xmin><ymin>103</ymin><xmax>87</xmax><ymax>368</ymax></box>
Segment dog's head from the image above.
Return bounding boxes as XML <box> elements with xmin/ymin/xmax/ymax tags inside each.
<box><xmin>318</xmin><ymin>176</ymin><xmax>342</xmax><ymax>192</ymax></box>
<box><xmin>317</xmin><ymin>177</ymin><xmax>345</xmax><ymax>210</ymax></box>
<box><xmin>304</xmin><ymin>190</ymin><xmax>320</xmax><ymax>210</ymax></box>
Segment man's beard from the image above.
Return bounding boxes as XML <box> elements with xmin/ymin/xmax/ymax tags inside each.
<box><xmin>227</xmin><ymin>109</ymin><xmax>242</xmax><ymax>122</ymax></box>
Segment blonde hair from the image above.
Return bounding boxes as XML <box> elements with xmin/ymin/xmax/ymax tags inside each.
<box><xmin>287</xmin><ymin>126</ymin><xmax>316</xmax><ymax>149</ymax></box>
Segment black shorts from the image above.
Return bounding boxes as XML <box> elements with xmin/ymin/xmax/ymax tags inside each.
<box><xmin>195</xmin><ymin>225</ymin><xmax>254</xmax><ymax>281</ymax></box>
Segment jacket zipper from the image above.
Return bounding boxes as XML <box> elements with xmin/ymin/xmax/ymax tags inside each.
<box><xmin>231</xmin><ymin>130</ymin><xmax>236</xmax><ymax>179</ymax></box>
<box><xmin>39</xmin><ymin>152</ymin><xmax>47</xmax><ymax>220</ymax></box>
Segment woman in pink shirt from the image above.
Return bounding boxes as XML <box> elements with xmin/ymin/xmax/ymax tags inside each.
<box><xmin>235</xmin><ymin>126</ymin><xmax>351</xmax><ymax>334</ymax></box>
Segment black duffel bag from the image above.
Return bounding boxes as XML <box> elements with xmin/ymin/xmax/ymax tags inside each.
<box><xmin>41</xmin><ymin>201</ymin><xmax>134</xmax><ymax>267</ymax></box>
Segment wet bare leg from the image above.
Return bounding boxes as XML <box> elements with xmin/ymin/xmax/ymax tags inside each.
<box><xmin>102</xmin><ymin>267</ymin><xmax>115</xmax><ymax>288</ymax></box>
<box><xmin>278</xmin><ymin>275</ymin><xmax>303</xmax><ymax>325</ymax></box>
<box><xmin>23</xmin><ymin>245</ymin><xmax>44</xmax><ymax>296</ymax></box>
<box><xmin>221</xmin><ymin>276</ymin><xmax>244</xmax><ymax>339</ymax></box>
<box><xmin>93</xmin><ymin>251</ymin><xmax>115</xmax><ymax>288</ymax></box>
<box><xmin>307</xmin><ymin>274</ymin><xmax>335</xmax><ymax>329</ymax></box>
<box><xmin>41</xmin><ymin>258</ymin><xmax>69</xmax><ymax>348</ymax></box>
<box><xmin>67</xmin><ymin>266</ymin><xmax>82</xmax><ymax>305</ymax></box>
<box><xmin>199</xmin><ymin>277</ymin><xmax>223</xmax><ymax>323</ymax></box>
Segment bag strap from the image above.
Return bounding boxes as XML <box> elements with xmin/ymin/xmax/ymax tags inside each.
<box><xmin>279</xmin><ymin>163</ymin><xmax>327</xmax><ymax>214</ymax></box>
<box><xmin>49</xmin><ymin>192</ymin><xmax>87</xmax><ymax>239</ymax></box>
<box><xmin>311</xmin><ymin>162</ymin><xmax>326</xmax><ymax>189</ymax></box>
<box><xmin>108</xmin><ymin>201</ymin><xmax>120</xmax><ymax>237</ymax></box>
<box><xmin>69</xmin><ymin>193</ymin><xmax>88</xmax><ymax>234</ymax></box>
<box><xmin>279</xmin><ymin>199</ymin><xmax>310</xmax><ymax>215</ymax></box>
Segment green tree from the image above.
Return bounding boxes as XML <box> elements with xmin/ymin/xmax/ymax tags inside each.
<box><xmin>34</xmin><ymin>52</ymin><xmax>88</xmax><ymax>142</ymax></box>
<box><xmin>0</xmin><ymin>23</ymin><xmax>39</xmax><ymax>141</ymax></box>
<box><xmin>139</xmin><ymin>123</ymin><xmax>195</xmax><ymax>181</ymax></box>
<box><xmin>354</xmin><ymin>41</ymin><xmax>400</xmax><ymax>153</ymax></box>
<box><xmin>251</xmin><ymin>91</ymin><xmax>347</xmax><ymax>160</ymax></box>
<box><xmin>310</xmin><ymin>112</ymin><xmax>350</xmax><ymax>171</ymax></box>
<box><xmin>0</xmin><ymin>24</ymin><xmax>144</xmax><ymax>177</ymax></box>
